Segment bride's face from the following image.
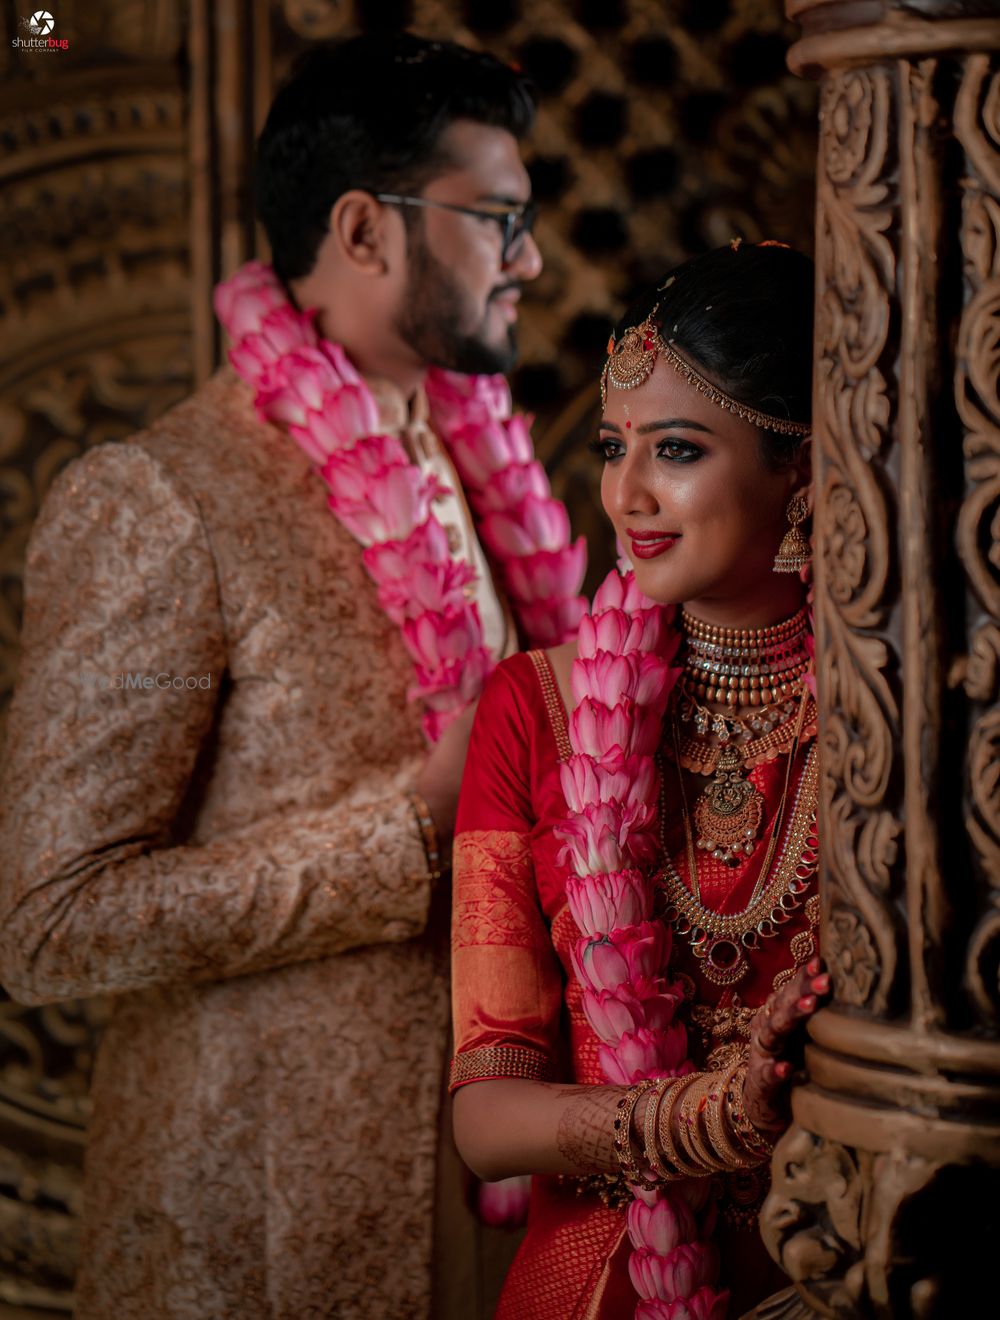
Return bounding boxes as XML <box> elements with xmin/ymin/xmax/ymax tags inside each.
<box><xmin>596</xmin><ymin>356</ymin><xmax>807</xmax><ymax>621</ymax></box>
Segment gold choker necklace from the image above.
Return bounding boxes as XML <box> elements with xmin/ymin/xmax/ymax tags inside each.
<box><xmin>679</xmin><ymin>608</ymin><xmax>810</xmax><ymax>708</ymax></box>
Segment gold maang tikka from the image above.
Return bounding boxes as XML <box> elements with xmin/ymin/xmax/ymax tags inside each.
<box><xmin>601</xmin><ymin>313</ymin><xmax>663</xmax><ymax>407</ymax></box>
<box><xmin>600</xmin><ymin>307</ymin><xmax>812</xmax><ymax>439</ymax></box>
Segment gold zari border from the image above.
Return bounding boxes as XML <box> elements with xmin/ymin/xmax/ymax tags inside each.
<box><xmin>449</xmin><ymin>1045</ymin><xmax>555</xmax><ymax>1091</ymax></box>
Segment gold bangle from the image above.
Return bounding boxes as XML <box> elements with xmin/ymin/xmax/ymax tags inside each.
<box><xmin>644</xmin><ymin>1078</ymin><xmax>684</xmax><ymax>1181</ymax></box>
<box><xmin>657</xmin><ymin>1073</ymin><xmax>711</xmax><ymax>1178</ymax></box>
<box><xmin>703</xmin><ymin>1067</ymin><xmax>758</xmax><ymax>1171</ymax></box>
<box><xmin>725</xmin><ymin>1064</ymin><xmax>776</xmax><ymax>1158</ymax></box>
<box><xmin>677</xmin><ymin>1073</ymin><xmax>729</xmax><ymax>1175</ymax></box>
<box><xmin>613</xmin><ymin>1080</ymin><xmax>660</xmax><ymax>1191</ymax></box>
<box><xmin>408</xmin><ymin>791</ymin><xmax>443</xmax><ymax>882</ymax></box>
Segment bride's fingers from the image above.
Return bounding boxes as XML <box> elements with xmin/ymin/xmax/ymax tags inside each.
<box><xmin>756</xmin><ymin>966</ymin><xmax>831</xmax><ymax>1055</ymax></box>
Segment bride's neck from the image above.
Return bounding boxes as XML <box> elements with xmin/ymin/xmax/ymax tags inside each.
<box><xmin>681</xmin><ymin>577</ymin><xmax>808</xmax><ymax>633</ymax></box>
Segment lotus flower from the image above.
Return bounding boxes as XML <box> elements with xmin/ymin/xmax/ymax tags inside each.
<box><xmin>229</xmin><ymin>338</ymin><xmax>279</xmax><ymax>391</ymax></box>
<box><xmin>571</xmin><ymin>923</ymin><xmax>670</xmax><ymax>994</ymax></box>
<box><xmin>569</xmin><ymin>699</ymin><xmax>662</xmax><ymax>762</ymax></box>
<box><xmin>565</xmin><ymin>869</ymin><xmax>651</xmax><ymax>935</ymax></box>
<box><xmin>572</xmin><ymin>651</ymin><xmax>675</xmax><ymax>711</ymax></box>
<box><xmin>256</xmin><ymin>347</ymin><xmax>343</xmax><ymax>427</ymax></box>
<box><xmin>363</xmin><ymin>520</ymin><xmax>453</xmax><ymax>582</ymax></box>
<box><xmin>592</xmin><ymin>566</ymin><xmax>661</xmax><ymax>614</ymax></box>
<box><xmin>503</xmin><ymin>541</ymin><xmax>587</xmax><ymax>603</ymax></box>
<box><xmin>426</xmin><ymin>368</ymin><xmax>512</xmax><ymax>428</ymax></box>
<box><xmin>556</xmin><ymin>796</ymin><xmax>658</xmax><ymax>876</ymax></box>
<box><xmin>214</xmin><ymin>260</ymin><xmax>287</xmax><ymax>340</ymax></box>
<box><xmin>560</xmin><ymin>752</ymin><xmax>656</xmax><ymax>817</ymax></box>
<box><xmin>599</xmin><ymin>1023</ymin><xmax>689</xmax><ymax>1084</ymax></box>
<box><xmin>470</xmin><ymin>461</ymin><xmax>551</xmax><ymax>515</ymax></box>
<box><xmin>581</xmin><ymin>978</ymin><xmax>684</xmax><ymax>1041</ymax></box>
<box><xmin>446</xmin><ymin>419</ymin><xmax>518</xmax><ymax>486</ymax></box>
<box><xmin>413</xmin><ymin>646</ymin><xmax>494</xmax><ymax>707</ymax></box>
<box><xmin>514</xmin><ymin>596</ymin><xmax>588</xmax><ymax>647</ymax></box>
<box><xmin>500</xmin><ymin>413</ymin><xmax>535</xmax><ymax>464</ymax></box>
<box><xmin>480</xmin><ymin>495</ymin><xmax>570</xmax><ymax>557</ymax></box>
<box><xmin>635</xmin><ymin>1285</ymin><xmax>729</xmax><ymax>1320</ymax></box>
<box><xmin>404</xmin><ymin>606</ymin><xmax>484</xmax><ymax>673</ymax></box>
<box><xmin>321</xmin><ymin>434</ymin><xmax>409</xmax><ymax>495</ymax></box>
<box><xmin>235</xmin><ymin>309</ymin><xmax>319</xmax><ymax>392</ymax></box>
<box><xmin>377</xmin><ymin>558</ymin><xmax>477</xmax><ymax>623</ymax></box>
<box><xmin>627</xmin><ymin>1197</ymin><xmax>698</xmax><ymax>1257</ymax></box>
<box><xmin>557</xmin><ymin>815</ymin><xmax>625</xmax><ymax>875</ymax></box>
<box><xmin>476</xmin><ymin>1175</ymin><xmax>531</xmax><ymax>1227</ymax></box>
<box><xmin>329</xmin><ymin>467</ymin><xmax>444</xmax><ymax>545</ymax></box>
<box><xmin>577</xmin><ymin>608</ymin><xmax>671</xmax><ymax>660</ymax></box>
<box><xmin>323</xmin><ymin>382</ymin><xmax>382</xmax><ymax>445</ymax></box>
<box><xmin>629</xmin><ymin>1243</ymin><xmax>718</xmax><ymax>1303</ymax></box>
<box><xmin>319</xmin><ymin>340</ymin><xmax>362</xmax><ymax>387</ymax></box>
<box><xmin>293</xmin><ymin>387</ymin><xmax>383</xmax><ymax>461</ymax></box>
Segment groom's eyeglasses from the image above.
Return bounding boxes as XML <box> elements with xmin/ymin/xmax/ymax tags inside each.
<box><xmin>374</xmin><ymin>193</ymin><xmax>538</xmax><ymax>264</ymax></box>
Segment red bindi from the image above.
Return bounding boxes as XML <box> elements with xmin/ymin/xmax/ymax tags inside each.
<box><xmin>625</xmin><ymin>420</ymin><xmax>631</xmax><ymax>428</ymax></box>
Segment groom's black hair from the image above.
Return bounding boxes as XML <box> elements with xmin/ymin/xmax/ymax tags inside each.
<box><xmin>255</xmin><ymin>32</ymin><xmax>536</xmax><ymax>284</ymax></box>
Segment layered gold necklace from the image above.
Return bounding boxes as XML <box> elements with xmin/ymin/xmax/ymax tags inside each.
<box><xmin>680</xmin><ymin>606</ymin><xmax>810</xmax><ymax>707</ymax></box>
<box><xmin>674</xmin><ymin>611</ymin><xmax>813</xmax><ymax>864</ymax></box>
<box><xmin>655</xmin><ymin>608</ymin><xmax>819</xmax><ymax>986</ymax></box>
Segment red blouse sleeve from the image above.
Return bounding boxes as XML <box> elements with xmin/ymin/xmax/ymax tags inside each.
<box><xmin>449</xmin><ymin>656</ymin><xmax>564</xmax><ymax>1091</ymax></box>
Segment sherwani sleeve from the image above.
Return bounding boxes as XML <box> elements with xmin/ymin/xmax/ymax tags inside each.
<box><xmin>449</xmin><ymin>660</ymin><xmax>564</xmax><ymax>1091</ymax></box>
<box><xmin>0</xmin><ymin>444</ymin><xmax>436</xmax><ymax>1006</ymax></box>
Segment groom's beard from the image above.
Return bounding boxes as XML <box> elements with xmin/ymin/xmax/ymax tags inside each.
<box><xmin>396</xmin><ymin>231</ymin><xmax>519</xmax><ymax>376</ymax></box>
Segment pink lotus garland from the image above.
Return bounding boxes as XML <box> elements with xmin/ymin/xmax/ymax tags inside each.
<box><xmin>215</xmin><ymin>261</ymin><xmax>587</xmax><ymax>740</ymax></box>
<box><xmin>556</xmin><ymin>567</ymin><xmax>727</xmax><ymax>1320</ymax></box>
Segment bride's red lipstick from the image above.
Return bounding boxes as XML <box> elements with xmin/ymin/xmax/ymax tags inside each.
<box><xmin>627</xmin><ymin>529</ymin><xmax>681</xmax><ymax>560</ymax></box>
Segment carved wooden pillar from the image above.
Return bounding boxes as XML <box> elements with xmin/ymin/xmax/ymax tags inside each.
<box><xmin>758</xmin><ymin>3</ymin><xmax>1000</xmax><ymax>1316</ymax></box>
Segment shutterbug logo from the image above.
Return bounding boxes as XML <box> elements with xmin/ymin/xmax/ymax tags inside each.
<box><xmin>12</xmin><ymin>11</ymin><xmax>70</xmax><ymax>50</ymax></box>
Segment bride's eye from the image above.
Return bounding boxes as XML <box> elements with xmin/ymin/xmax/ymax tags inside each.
<box><xmin>659</xmin><ymin>439</ymin><xmax>703</xmax><ymax>463</ymax></box>
<box><xmin>588</xmin><ymin>435</ymin><xmax>623</xmax><ymax>462</ymax></box>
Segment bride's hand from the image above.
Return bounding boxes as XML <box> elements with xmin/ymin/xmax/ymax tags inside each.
<box><xmin>742</xmin><ymin>957</ymin><xmax>830</xmax><ymax>1137</ymax></box>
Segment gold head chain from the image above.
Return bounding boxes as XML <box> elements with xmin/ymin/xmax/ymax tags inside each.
<box><xmin>600</xmin><ymin>305</ymin><xmax>811</xmax><ymax>438</ymax></box>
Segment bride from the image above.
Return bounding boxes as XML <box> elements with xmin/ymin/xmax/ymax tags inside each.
<box><xmin>448</xmin><ymin>242</ymin><xmax>828</xmax><ymax>1319</ymax></box>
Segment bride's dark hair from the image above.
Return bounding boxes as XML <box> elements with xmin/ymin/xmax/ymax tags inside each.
<box><xmin>614</xmin><ymin>243</ymin><xmax>814</xmax><ymax>467</ymax></box>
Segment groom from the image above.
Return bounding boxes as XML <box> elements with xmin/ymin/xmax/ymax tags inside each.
<box><xmin>0</xmin><ymin>34</ymin><xmax>584</xmax><ymax>1320</ymax></box>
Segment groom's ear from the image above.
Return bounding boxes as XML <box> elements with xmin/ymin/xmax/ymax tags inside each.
<box><xmin>328</xmin><ymin>190</ymin><xmax>397</xmax><ymax>279</ymax></box>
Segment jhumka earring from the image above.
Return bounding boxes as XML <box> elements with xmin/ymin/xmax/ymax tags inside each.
<box><xmin>773</xmin><ymin>493</ymin><xmax>812</xmax><ymax>573</ymax></box>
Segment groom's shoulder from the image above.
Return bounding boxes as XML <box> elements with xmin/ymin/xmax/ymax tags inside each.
<box><xmin>38</xmin><ymin>367</ymin><xmax>275</xmax><ymax>538</ymax></box>
<box><xmin>135</xmin><ymin>365</ymin><xmax>257</xmax><ymax>466</ymax></box>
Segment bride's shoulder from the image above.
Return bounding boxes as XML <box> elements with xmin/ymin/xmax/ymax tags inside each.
<box><xmin>488</xmin><ymin>642</ymin><xmax>577</xmax><ymax>722</ymax></box>
<box><xmin>541</xmin><ymin>640</ymin><xmax>577</xmax><ymax>716</ymax></box>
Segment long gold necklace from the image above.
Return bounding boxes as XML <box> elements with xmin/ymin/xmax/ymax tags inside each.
<box><xmin>674</xmin><ymin>689</ymin><xmax>814</xmax><ymax>863</ymax></box>
<box><xmin>658</xmin><ymin>704</ymin><xmax>818</xmax><ymax>987</ymax></box>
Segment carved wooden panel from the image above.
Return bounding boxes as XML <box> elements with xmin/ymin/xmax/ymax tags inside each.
<box><xmin>760</xmin><ymin>6</ymin><xmax>1000</xmax><ymax>1315</ymax></box>
<box><xmin>811</xmin><ymin>64</ymin><xmax>901</xmax><ymax>1018</ymax></box>
<box><xmin>956</xmin><ymin>52</ymin><xmax>1000</xmax><ymax>1027</ymax></box>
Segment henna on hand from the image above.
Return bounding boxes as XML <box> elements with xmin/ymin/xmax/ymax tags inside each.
<box><xmin>553</xmin><ymin>1085</ymin><xmax>623</xmax><ymax>1175</ymax></box>
<box><xmin>743</xmin><ymin>958</ymin><xmax>830</xmax><ymax>1134</ymax></box>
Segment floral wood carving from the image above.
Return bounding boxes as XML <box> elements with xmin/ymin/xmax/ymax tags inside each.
<box><xmin>759</xmin><ymin>1125</ymin><xmax>866</xmax><ymax>1318</ymax></box>
<box><xmin>812</xmin><ymin>68</ymin><xmax>901</xmax><ymax>1014</ymax></box>
<box><xmin>956</xmin><ymin>54</ymin><xmax>1000</xmax><ymax>1025</ymax></box>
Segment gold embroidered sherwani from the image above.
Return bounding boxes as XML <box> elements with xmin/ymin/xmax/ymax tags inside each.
<box><xmin>0</xmin><ymin>367</ymin><xmax>515</xmax><ymax>1318</ymax></box>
